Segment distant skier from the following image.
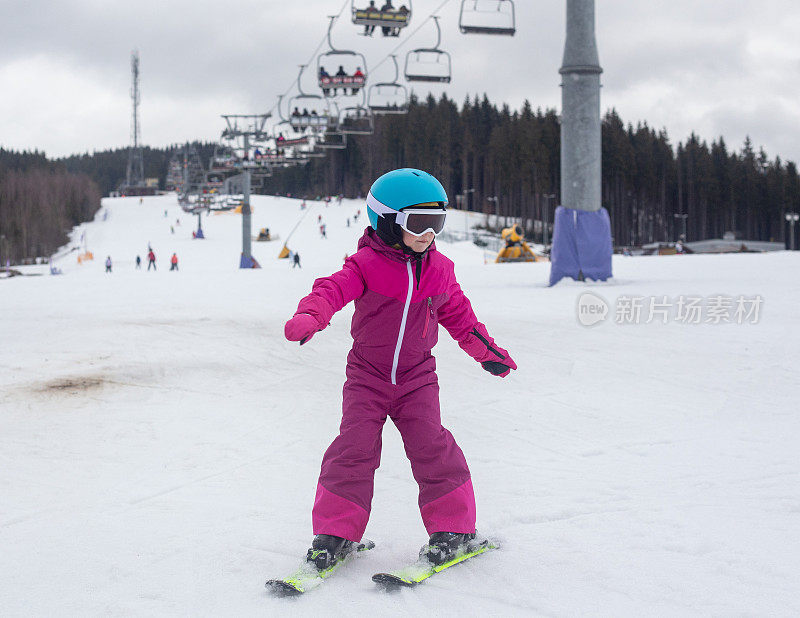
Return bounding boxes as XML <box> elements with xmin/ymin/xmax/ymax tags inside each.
<box><xmin>135</xmin><ymin>255</ymin><xmax>142</xmax><ymax>269</ymax></box>
<box><xmin>170</xmin><ymin>253</ymin><xmax>179</xmax><ymax>271</ymax></box>
<box><xmin>147</xmin><ymin>249</ymin><xmax>156</xmax><ymax>271</ymax></box>
<box><xmin>320</xmin><ymin>223</ymin><xmax>327</xmax><ymax>239</ymax></box>
<box><xmin>292</xmin><ymin>252</ymin><xmax>301</xmax><ymax>268</ymax></box>
<box><xmin>105</xmin><ymin>256</ymin><xmax>112</xmax><ymax>273</ymax></box>
<box><xmin>283</xmin><ymin>168</ymin><xmax>516</xmax><ymax>571</ymax></box>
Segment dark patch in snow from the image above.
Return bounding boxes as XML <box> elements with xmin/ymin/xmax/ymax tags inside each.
<box><xmin>39</xmin><ymin>376</ymin><xmax>106</xmax><ymax>393</ymax></box>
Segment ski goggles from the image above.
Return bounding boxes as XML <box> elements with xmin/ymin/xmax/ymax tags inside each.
<box><xmin>367</xmin><ymin>192</ymin><xmax>448</xmax><ymax>236</ymax></box>
<box><xmin>395</xmin><ymin>208</ymin><xmax>448</xmax><ymax>236</ymax></box>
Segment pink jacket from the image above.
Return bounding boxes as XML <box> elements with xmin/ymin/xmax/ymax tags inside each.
<box><xmin>292</xmin><ymin>228</ymin><xmax>508</xmax><ymax>385</ymax></box>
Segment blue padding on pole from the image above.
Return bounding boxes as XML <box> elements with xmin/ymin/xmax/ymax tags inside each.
<box><xmin>239</xmin><ymin>254</ymin><xmax>261</xmax><ymax>269</ymax></box>
<box><xmin>549</xmin><ymin>207</ymin><xmax>580</xmax><ymax>285</ymax></box>
<box><xmin>549</xmin><ymin>206</ymin><xmax>612</xmax><ymax>286</ymax></box>
<box><xmin>194</xmin><ymin>228</ymin><xmax>205</xmax><ymax>239</ymax></box>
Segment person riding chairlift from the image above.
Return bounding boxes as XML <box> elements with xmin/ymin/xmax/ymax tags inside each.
<box><xmin>333</xmin><ymin>65</ymin><xmax>348</xmax><ymax>96</ymax></box>
<box><xmin>319</xmin><ymin>66</ymin><xmax>331</xmax><ymax>96</ymax></box>
<box><xmin>363</xmin><ymin>0</ymin><xmax>377</xmax><ymax>36</ymax></box>
<box><xmin>380</xmin><ymin>0</ymin><xmax>394</xmax><ymax>36</ymax></box>
<box><xmin>393</xmin><ymin>4</ymin><xmax>408</xmax><ymax>35</ymax></box>
<box><xmin>352</xmin><ymin>67</ymin><xmax>364</xmax><ymax>95</ymax></box>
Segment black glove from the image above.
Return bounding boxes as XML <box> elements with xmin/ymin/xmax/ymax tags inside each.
<box><xmin>481</xmin><ymin>360</ymin><xmax>513</xmax><ymax>376</ymax></box>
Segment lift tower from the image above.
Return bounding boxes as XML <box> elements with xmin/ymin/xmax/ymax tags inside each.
<box><xmin>549</xmin><ymin>0</ymin><xmax>613</xmax><ymax>285</ymax></box>
<box><xmin>220</xmin><ymin>114</ymin><xmax>271</xmax><ymax>268</ymax></box>
<box><xmin>126</xmin><ymin>51</ymin><xmax>145</xmax><ymax>189</ymax></box>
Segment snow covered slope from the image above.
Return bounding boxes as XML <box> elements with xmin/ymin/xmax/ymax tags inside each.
<box><xmin>1</xmin><ymin>195</ymin><xmax>798</xmax><ymax>616</ymax></box>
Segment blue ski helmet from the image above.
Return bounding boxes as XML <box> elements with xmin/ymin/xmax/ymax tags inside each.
<box><xmin>366</xmin><ymin>169</ymin><xmax>448</xmax><ymax>237</ymax></box>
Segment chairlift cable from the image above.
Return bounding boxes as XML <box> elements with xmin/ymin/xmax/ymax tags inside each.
<box><xmin>266</xmin><ymin>0</ymin><xmax>351</xmax><ymax>118</ymax></box>
<box><xmin>265</xmin><ymin>0</ymin><xmax>452</xmax><ymax>136</ymax></box>
<box><xmin>370</xmin><ymin>0</ymin><xmax>454</xmax><ymax>75</ymax></box>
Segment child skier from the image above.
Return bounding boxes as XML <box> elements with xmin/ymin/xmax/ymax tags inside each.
<box><xmin>284</xmin><ymin>168</ymin><xmax>516</xmax><ymax>571</ymax></box>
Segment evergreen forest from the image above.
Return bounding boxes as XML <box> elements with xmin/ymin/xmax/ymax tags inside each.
<box><xmin>2</xmin><ymin>93</ymin><xmax>799</xmax><ymax>264</ymax></box>
<box><xmin>263</xmin><ymin>94</ymin><xmax>800</xmax><ymax>247</ymax></box>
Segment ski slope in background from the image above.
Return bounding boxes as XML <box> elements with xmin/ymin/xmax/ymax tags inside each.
<box><xmin>1</xmin><ymin>195</ymin><xmax>798</xmax><ymax>616</ymax></box>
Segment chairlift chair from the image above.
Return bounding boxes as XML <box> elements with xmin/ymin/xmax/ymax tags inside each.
<box><xmin>352</xmin><ymin>0</ymin><xmax>412</xmax><ymax>36</ymax></box>
<box><xmin>288</xmin><ymin>65</ymin><xmax>332</xmax><ymax>132</ymax></box>
<box><xmin>280</xmin><ymin>135</ymin><xmax>311</xmax><ymax>147</ymax></box>
<box><xmin>458</xmin><ymin>0</ymin><xmax>515</xmax><ymax>36</ymax></box>
<box><xmin>316</xmin><ymin>130</ymin><xmax>348</xmax><ymax>150</ymax></box>
<box><xmin>283</xmin><ymin>152</ymin><xmax>311</xmax><ymax>165</ymax></box>
<box><xmin>404</xmin><ymin>16</ymin><xmax>451</xmax><ymax>83</ymax></box>
<box><xmin>210</xmin><ymin>145</ymin><xmax>236</xmax><ymax>172</ymax></box>
<box><xmin>299</xmin><ymin>144</ymin><xmax>327</xmax><ymax>158</ymax></box>
<box><xmin>368</xmin><ymin>55</ymin><xmax>409</xmax><ymax>114</ymax></box>
<box><xmin>205</xmin><ymin>171</ymin><xmax>226</xmax><ymax>189</ymax></box>
<box><xmin>318</xmin><ymin>16</ymin><xmax>368</xmax><ymax>97</ymax></box>
<box><xmin>339</xmin><ymin>106</ymin><xmax>374</xmax><ymax>135</ymax></box>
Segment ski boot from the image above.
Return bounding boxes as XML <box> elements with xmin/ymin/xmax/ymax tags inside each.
<box><xmin>421</xmin><ymin>531</ymin><xmax>477</xmax><ymax>566</ymax></box>
<box><xmin>306</xmin><ymin>534</ymin><xmax>353</xmax><ymax>571</ymax></box>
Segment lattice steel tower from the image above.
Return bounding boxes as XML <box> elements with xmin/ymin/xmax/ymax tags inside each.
<box><xmin>126</xmin><ymin>50</ymin><xmax>145</xmax><ymax>187</ymax></box>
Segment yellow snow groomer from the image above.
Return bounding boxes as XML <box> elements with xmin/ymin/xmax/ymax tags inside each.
<box><xmin>495</xmin><ymin>225</ymin><xmax>536</xmax><ymax>263</ymax></box>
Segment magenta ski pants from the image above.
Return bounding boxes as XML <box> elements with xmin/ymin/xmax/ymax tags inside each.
<box><xmin>312</xmin><ymin>371</ymin><xmax>476</xmax><ymax>542</ymax></box>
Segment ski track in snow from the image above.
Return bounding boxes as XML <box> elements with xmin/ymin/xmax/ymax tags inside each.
<box><xmin>1</xmin><ymin>194</ymin><xmax>799</xmax><ymax>616</ymax></box>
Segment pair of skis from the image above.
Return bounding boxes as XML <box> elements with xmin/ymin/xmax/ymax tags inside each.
<box><xmin>265</xmin><ymin>537</ymin><xmax>498</xmax><ymax>596</ymax></box>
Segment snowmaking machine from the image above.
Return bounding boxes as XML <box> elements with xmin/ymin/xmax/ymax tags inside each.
<box><xmin>495</xmin><ymin>225</ymin><xmax>538</xmax><ymax>263</ymax></box>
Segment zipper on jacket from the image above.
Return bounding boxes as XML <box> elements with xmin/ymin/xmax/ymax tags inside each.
<box><xmin>391</xmin><ymin>261</ymin><xmax>415</xmax><ymax>385</ymax></box>
<box><xmin>422</xmin><ymin>297</ymin><xmax>432</xmax><ymax>338</ymax></box>
<box><xmin>471</xmin><ymin>327</ymin><xmax>505</xmax><ymax>359</ymax></box>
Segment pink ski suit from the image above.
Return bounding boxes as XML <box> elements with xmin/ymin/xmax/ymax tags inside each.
<box><xmin>288</xmin><ymin>228</ymin><xmax>514</xmax><ymax>542</ymax></box>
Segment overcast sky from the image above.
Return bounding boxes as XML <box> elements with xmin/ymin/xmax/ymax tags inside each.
<box><xmin>1</xmin><ymin>0</ymin><xmax>799</xmax><ymax>163</ymax></box>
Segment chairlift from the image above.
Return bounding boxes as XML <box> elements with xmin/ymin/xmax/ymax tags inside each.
<box><xmin>351</xmin><ymin>0</ymin><xmax>411</xmax><ymax>37</ymax></box>
<box><xmin>404</xmin><ymin>16</ymin><xmax>451</xmax><ymax>83</ymax></box>
<box><xmin>368</xmin><ymin>56</ymin><xmax>409</xmax><ymax>114</ymax></box>
<box><xmin>232</xmin><ymin>139</ymin><xmax>275</xmax><ymax>170</ymax></box>
<box><xmin>458</xmin><ymin>0</ymin><xmax>515</xmax><ymax>36</ymax></box>
<box><xmin>205</xmin><ymin>171</ymin><xmax>226</xmax><ymax>189</ymax></box>
<box><xmin>318</xmin><ymin>16</ymin><xmax>368</xmax><ymax>98</ymax></box>
<box><xmin>209</xmin><ymin>145</ymin><xmax>236</xmax><ymax>173</ymax></box>
<box><xmin>316</xmin><ymin>130</ymin><xmax>348</xmax><ymax>150</ymax></box>
<box><xmin>298</xmin><ymin>143</ymin><xmax>327</xmax><ymax>158</ymax></box>
<box><xmin>340</xmin><ymin>105</ymin><xmax>374</xmax><ymax>135</ymax></box>
<box><xmin>283</xmin><ymin>152</ymin><xmax>311</xmax><ymax>165</ymax></box>
<box><xmin>280</xmin><ymin>135</ymin><xmax>311</xmax><ymax>148</ymax></box>
<box><xmin>288</xmin><ymin>65</ymin><xmax>332</xmax><ymax>132</ymax></box>
<box><xmin>271</xmin><ymin>115</ymin><xmax>299</xmax><ymax>150</ymax></box>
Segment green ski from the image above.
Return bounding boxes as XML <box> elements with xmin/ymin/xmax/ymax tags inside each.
<box><xmin>372</xmin><ymin>538</ymin><xmax>499</xmax><ymax>588</ymax></box>
<box><xmin>266</xmin><ymin>539</ymin><xmax>375</xmax><ymax>596</ymax></box>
